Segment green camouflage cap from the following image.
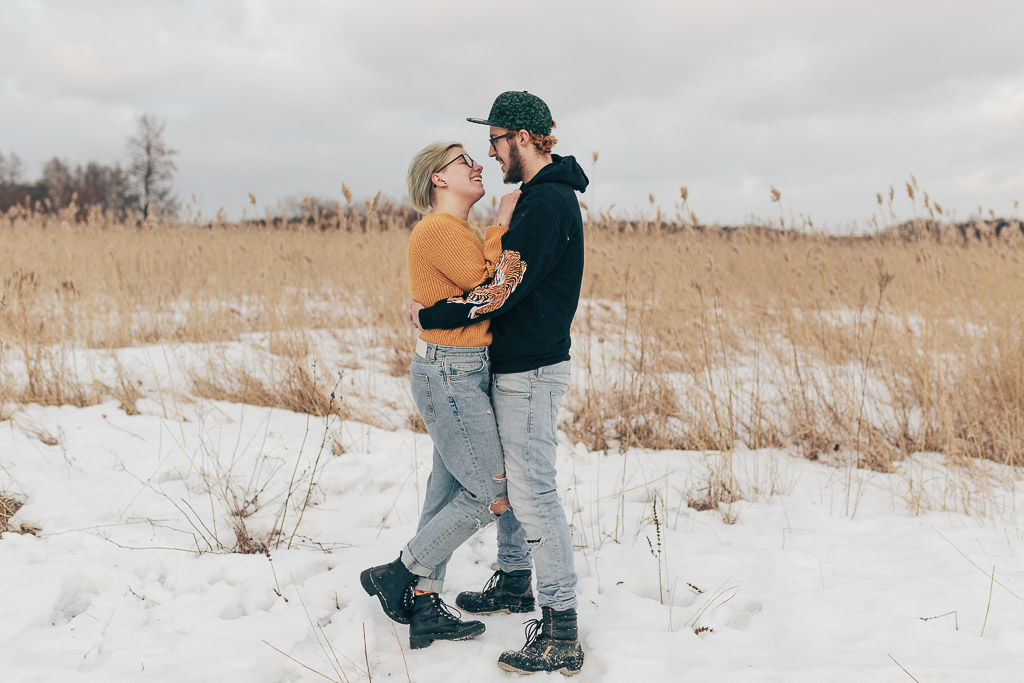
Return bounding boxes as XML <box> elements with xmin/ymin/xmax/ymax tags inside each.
<box><xmin>467</xmin><ymin>91</ymin><xmax>552</xmax><ymax>135</ymax></box>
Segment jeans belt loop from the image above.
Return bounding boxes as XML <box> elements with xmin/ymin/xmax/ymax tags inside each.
<box><xmin>415</xmin><ymin>337</ymin><xmax>429</xmax><ymax>359</ymax></box>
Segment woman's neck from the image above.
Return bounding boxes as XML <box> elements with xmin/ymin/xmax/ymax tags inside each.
<box><xmin>432</xmin><ymin>195</ymin><xmax>471</xmax><ymax>222</ymax></box>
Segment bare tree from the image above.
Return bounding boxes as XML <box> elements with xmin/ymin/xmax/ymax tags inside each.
<box><xmin>41</xmin><ymin>157</ymin><xmax>74</xmax><ymax>209</ymax></box>
<box><xmin>127</xmin><ymin>114</ymin><xmax>177</xmax><ymax>218</ymax></box>
<box><xmin>0</xmin><ymin>151</ymin><xmax>25</xmax><ymax>186</ymax></box>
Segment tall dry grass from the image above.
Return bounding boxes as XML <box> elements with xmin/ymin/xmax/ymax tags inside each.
<box><xmin>0</xmin><ymin>202</ymin><xmax>413</xmax><ymax>416</ymax></box>
<box><xmin>569</xmin><ymin>225</ymin><xmax>1024</xmax><ymax>471</ymax></box>
<box><xmin>2</xmin><ymin>199</ymin><xmax>1023</xmax><ymax>515</ymax></box>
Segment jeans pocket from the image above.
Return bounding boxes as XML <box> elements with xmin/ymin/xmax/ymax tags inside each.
<box><xmin>445</xmin><ymin>356</ymin><xmax>486</xmax><ymax>379</ymax></box>
<box><xmin>493</xmin><ymin>373</ymin><xmax>531</xmax><ymax>399</ymax></box>
<box><xmin>410</xmin><ymin>372</ymin><xmax>436</xmax><ymax>425</ymax></box>
<box><xmin>549</xmin><ymin>385</ymin><xmax>566</xmax><ymax>431</ymax></box>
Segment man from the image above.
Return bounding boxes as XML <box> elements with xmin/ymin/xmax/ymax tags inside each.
<box><xmin>409</xmin><ymin>90</ymin><xmax>588</xmax><ymax>676</ymax></box>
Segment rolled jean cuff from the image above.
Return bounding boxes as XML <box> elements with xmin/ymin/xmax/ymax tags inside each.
<box><xmin>540</xmin><ymin>597</ymin><xmax>579</xmax><ymax>611</ymax></box>
<box><xmin>401</xmin><ymin>546</ymin><xmax>434</xmax><ymax>577</ymax></box>
<box><xmin>415</xmin><ymin>576</ymin><xmax>442</xmax><ymax>592</ymax></box>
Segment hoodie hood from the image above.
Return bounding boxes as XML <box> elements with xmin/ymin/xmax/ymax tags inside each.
<box><xmin>521</xmin><ymin>154</ymin><xmax>589</xmax><ymax>194</ymax></box>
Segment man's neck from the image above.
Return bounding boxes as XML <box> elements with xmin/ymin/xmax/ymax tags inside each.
<box><xmin>520</xmin><ymin>154</ymin><xmax>553</xmax><ymax>185</ymax></box>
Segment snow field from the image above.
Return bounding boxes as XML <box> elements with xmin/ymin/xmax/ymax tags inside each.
<box><xmin>3</xmin><ymin>394</ymin><xmax>1023</xmax><ymax>682</ymax></box>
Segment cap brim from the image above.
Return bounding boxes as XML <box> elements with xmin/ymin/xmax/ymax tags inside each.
<box><xmin>466</xmin><ymin>117</ymin><xmax>497</xmax><ymax>126</ymax></box>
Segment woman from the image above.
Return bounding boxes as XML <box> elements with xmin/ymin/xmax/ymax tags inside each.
<box><xmin>360</xmin><ymin>142</ymin><xmax>518</xmax><ymax>650</ymax></box>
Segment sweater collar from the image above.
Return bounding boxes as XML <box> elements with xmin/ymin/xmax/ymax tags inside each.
<box><xmin>429</xmin><ymin>212</ymin><xmax>471</xmax><ymax>227</ymax></box>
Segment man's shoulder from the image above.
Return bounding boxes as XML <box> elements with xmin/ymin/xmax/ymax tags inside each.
<box><xmin>522</xmin><ymin>183</ymin><xmax>582</xmax><ymax>223</ymax></box>
<box><xmin>527</xmin><ymin>178</ymin><xmax>577</xmax><ymax>198</ymax></box>
<box><xmin>522</xmin><ymin>182</ymin><xmax>581</xmax><ymax>216</ymax></box>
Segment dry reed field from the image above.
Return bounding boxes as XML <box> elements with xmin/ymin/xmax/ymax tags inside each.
<box><xmin>2</xmin><ymin>200</ymin><xmax>1023</xmax><ymax>515</ymax></box>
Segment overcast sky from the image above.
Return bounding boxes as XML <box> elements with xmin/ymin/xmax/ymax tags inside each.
<box><xmin>2</xmin><ymin>0</ymin><xmax>1023</xmax><ymax>230</ymax></box>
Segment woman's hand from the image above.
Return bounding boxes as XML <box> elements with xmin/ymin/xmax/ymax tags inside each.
<box><xmin>407</xmin><ymin>299</ymin><xmax>425</xmax><ymax>330</ymax></box>
<box><xmin>496</xmin><ymin>190</ymin><xmax>522</xmax><ymax>227</ymax></box>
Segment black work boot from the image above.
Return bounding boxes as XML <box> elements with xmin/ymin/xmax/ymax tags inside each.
<box><xmin>360</xmin><ymin>555</ymin><xmax>416</xmax><ymax>624</ymax></box>
<box><xmin>455</xmin><ymin>569</ymin><xmax>535</xmax><ymax>614</ymax></box>
<box><xmin>497</xmin><ymin>606</ymin><xmax>584</xmax><ymax>676</ymax></box>
<box><xmin>408</xmin><ymin>592</ymin><xmax>486</xmax><ymax>650</ymax></box>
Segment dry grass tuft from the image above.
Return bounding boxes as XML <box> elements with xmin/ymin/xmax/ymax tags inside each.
<box><xmin>17</xmin><ymin>345</ymin><xmax>105</xmax><ymax>408</ymax></box>
<box><xmin>190</xmin><ymin>357</ymin><xmax>341</xmax><ymax>418</ymax></box>
<box><xmin>111</xmin><ymin>359</ymin><xmax>143</xmax><ymax>415</ymax></box>
<box><xmin>406</xmin><ymin>410</ymin><xmax>427</xmax><ymax>434</ymax></box>
<box><xmin>0</xmin><ymin>492</ymin><xmax>36</xmax><ymax>535</ymax></box>
<box><xmin>0</xmin><ymin>330</ymin><xmax>10</xmax><ymax>422</ymax></box>
<box><xmin>0</xmin><ymin>492</ymin><xmax>22</xmax><ymax>533</ymax></box>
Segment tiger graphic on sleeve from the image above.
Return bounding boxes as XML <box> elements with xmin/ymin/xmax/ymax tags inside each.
<box><xmin>448</xmin><ymin>250</ymin><xmax>527</xmax><ymax>319</ymax></box>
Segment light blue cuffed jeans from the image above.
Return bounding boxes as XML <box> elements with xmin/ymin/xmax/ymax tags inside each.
<box><xmin>401</xmin><ymin>342</ymin><xmax>507</xmax><ymax>592</ymax></box>
<box><xmin>491</xmin><ymin>360</ymin><xmax>578</xmax><ymax>611</ymax></box>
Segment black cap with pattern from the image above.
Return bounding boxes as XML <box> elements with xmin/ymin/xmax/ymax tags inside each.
<box><xmin>467</xmin><ymin>91</ymin><xmax>552</xmax><ymax>136</ymax></box>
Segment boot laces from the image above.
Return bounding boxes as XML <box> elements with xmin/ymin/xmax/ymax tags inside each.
<box><xmin>431</xmin><ymin>594</ymin><xmax>466</xmax><ymax>623</ymax></box>
<box><xmin>520</xmin><ymin>616</ymin><xmax>544</xmax><ymax>650</ymax></box>
<box><xmin>481</xmin><ymin>570</ymin><xmax>503</xmax><ymax>594</ymax></box>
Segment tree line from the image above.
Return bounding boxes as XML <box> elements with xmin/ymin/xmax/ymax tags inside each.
<box><xmin>0</xmin><ymin>114</ymin><xmax>177</xmax><ymax>220</ymax></box>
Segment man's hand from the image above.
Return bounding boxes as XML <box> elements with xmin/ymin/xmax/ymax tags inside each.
<box><xmin>496</xmin><ymin>189</ymin><xmax>522</xmax><ymax>227</ymax></box>
<box><xmin>407</xmin><ymin>299</ymin><xmax>425</xmax><ymax>331</ymax></box>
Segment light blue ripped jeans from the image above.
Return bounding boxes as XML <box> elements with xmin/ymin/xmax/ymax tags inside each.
<box><xmin>401</xmin><ymin>342</ymin><xmax>508</xmax><ymax>592</ymax></box>
<box><xmin>491</xmin><ymin>360</ymin><xmax>578</xmax><ymax>611</ymax></box>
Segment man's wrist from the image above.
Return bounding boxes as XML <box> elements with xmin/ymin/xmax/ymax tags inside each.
<box><xmin>417</xmin><ymin>306</ymin><xmax>433</xmax><ymax>330</ymax></box>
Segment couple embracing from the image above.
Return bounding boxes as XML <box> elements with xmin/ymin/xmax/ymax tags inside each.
<box><xmin>359</xmin><ymin>91</ymin><xmax>589</xmax><ymax>676</ymax></box>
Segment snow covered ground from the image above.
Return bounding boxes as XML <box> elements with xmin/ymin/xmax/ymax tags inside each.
<box><xmin>2</xmin><ymin>342</ymin><xmax>1024</xmax><ymax>682</ymax></box>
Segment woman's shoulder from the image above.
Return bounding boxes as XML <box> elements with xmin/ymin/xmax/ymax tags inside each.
<box><xmin>412</xmin><ymin>212</ymin><xmax>452</xmax><ymax>232</ymax></box>
<box><xmin>410</xmin><ymin>214</ymin><xmax>444</xmax><ymax>244</ymax></box>
<box><xmin>411</xmin><ymin>213</ymin><xmax>476</xmax><ymax>241</ymax></box>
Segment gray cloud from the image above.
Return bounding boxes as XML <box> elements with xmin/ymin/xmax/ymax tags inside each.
<box><xmin>2</xmin><ymin>0</ymin><xmax>1022</xmax><ymax>228</ymax></box>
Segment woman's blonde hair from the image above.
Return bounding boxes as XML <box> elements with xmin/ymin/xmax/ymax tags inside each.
<box><xmin>407</xmin><ymin>141</ymin><xmax>462</xmax><ymax>213</ymax></box>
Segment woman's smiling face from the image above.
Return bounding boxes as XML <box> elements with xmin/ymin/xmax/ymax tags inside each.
<box><xmin>434</xmin><ymin>147</ymin><xmax>485</xmax><ymax>206</ymax></box>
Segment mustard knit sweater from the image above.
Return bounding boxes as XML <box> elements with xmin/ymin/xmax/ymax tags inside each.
<box><xmin>408</xmin><ymin>213</ymin><xmax>507</xmax><ymax>347</ymax></box>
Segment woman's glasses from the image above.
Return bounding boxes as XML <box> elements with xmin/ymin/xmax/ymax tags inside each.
<box><xmin>436</xmin><ymin>153</ymin><xmax>475</xmax><ymax>173</ymax></box>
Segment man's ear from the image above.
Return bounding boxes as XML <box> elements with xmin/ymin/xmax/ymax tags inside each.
<box><xmin>516</xmin><ymin>129</ymin><xmax>531</xmax><ymax>146</ymax></box>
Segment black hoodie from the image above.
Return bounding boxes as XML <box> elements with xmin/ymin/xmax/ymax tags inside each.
<box><xmin>418</xmin><ymin>154</ymin><xmax>589</xmax><ymax>374</ymax></box>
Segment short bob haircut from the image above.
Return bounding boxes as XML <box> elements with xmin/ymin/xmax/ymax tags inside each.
<box><xmin>407</xmin><ymin>141</ymin><xmax>462</xmax><ymax>214</ymax></box>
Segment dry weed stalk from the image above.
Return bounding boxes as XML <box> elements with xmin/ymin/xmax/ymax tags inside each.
<box><xmin>644</xmin><ymin>496</ymin><xmax>667</xmax><ymax>604</ymax></box>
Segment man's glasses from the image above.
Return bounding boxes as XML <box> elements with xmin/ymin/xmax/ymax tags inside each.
<box><xmin>436</xmin><ymin>152</ymin><xmax>475</xmax><ymax>173</ymax></box>
<box><xmin>488</xmin><ymin>132</ymin><xmax>515</xmax><ymax>151</ymax></box>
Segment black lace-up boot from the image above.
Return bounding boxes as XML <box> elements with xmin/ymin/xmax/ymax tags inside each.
<box><xmin>497</xmin><ymin>606</ymin><xmax>584</xmax><ymax>676</ymax></box>
<box><xmin>408</xmin><ymin>592</ymin><xmax>486</xmax><ymax>649</ymax></box>
<box><xmin>360</xmin><ymin>555</ymin><xmax>416</xmax><ymax>624</ymax></box>
<box><xmin>455</xmin><ymin>568</ymin><xmax>535</xmax><ymax>614</ymax></box>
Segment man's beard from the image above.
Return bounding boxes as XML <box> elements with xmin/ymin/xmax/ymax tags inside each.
<box><xmin>503</xmin><ymin>142</ymin><xmax>525</xmax><ymax>184</ymax></box>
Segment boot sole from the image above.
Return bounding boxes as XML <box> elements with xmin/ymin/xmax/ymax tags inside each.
<box><xmin>409</xmin><ymin>623</ymin><xmax>486</xmax><ymax>650</ymax></box>
<box><xmin>497</xmin><ymin>661</ymin><xmax>583</xmax><ymax>676</ymax></box>
<box><xmin>455</xmin><ymin>598</ymin><xmax>536</xmax><ymax>615</ymax></box>
<box><xmin>360</xmin><ymin>569</ymin><xmax>412</xmax><ymax>625</ymax></box>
